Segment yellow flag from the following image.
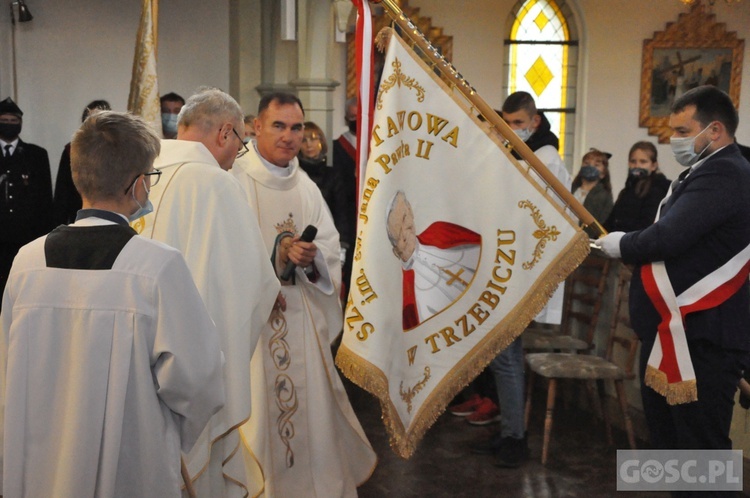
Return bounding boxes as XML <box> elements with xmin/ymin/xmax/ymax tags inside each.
<box><xmin>127</xmin><ymin>0</ymin><xmax>162</xmax><ymax>137</ymax></box>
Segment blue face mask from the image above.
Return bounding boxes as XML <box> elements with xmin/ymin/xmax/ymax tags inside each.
<box><xmin>579</xmin><ymin>164</ymin><xmax>601</xmax><ymax>181</ymax></box>
<box><xmin>161</xmin><ymin>113</ymin><xmax>179</xmax><ymax>137</ymax></box>
<box><xmin>128</xmin><ymin>177</ymin><xmax>154</xmax><ymax>222</ymax></box>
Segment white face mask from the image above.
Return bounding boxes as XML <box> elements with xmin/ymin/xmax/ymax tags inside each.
<box><xmin>670</xmin><ymin>123</ymin><xmax>713</xmax><ymax>167</ymax></box>
<box><xmin>513</xmin><ymin>126</ymin><xmax>533</xmax><ymax>142</ymax></box>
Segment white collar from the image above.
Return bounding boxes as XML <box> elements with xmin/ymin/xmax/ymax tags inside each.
<box><xmin>252</xmin><ymin>141</ymin><xmax>293</xmax><ymax>177</ymax></box>
<box><xmin>0</xmin><ymin>137</ymin><xmax>19</xmax><ymax>150</ymax></box>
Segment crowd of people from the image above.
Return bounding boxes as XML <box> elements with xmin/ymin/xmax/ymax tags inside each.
<box><xmin>0</xmin><ymin>83</ymin><xmax>749</xmax><ymax>496</ymax></box>
<box><xmin>0</xmin><ymin>89</ymin><xmax>370</xmax><ymax>497</ymax></box>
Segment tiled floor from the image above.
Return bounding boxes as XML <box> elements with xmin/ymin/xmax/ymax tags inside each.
<box><xmin>348</xmin><ymin>380</ymin><xmax>750</xmax><ymax>498</ymax></box>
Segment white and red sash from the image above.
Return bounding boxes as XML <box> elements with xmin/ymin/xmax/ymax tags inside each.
<box><xmin>641</xmin><ymin>244</ymin><xmax>750</xmax><ymax>404</ymax></box>
<box><xmin>337</xmin><ymin>135</ymin><xmax>357</xmax><ymax>162</ymax></box>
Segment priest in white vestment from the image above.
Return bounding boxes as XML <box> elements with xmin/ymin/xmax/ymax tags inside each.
<box><xmin>232</xmin><ymin>93</ymin><xmax>376</xmax><ymax>497</ymax></box>
<box><xmin>0</xmin><ymin>111</ymin><xmax>225</xmax><ymax>498</ymax></box>
<box><xmin>134</xmin><ymin>89</ymin><xmax>280</xmax><ymax>497</ymax></box>
<box><xmin>386</xmin><ymin>190</ymin><xmax>481</xmax><ymax>331</ymax></box>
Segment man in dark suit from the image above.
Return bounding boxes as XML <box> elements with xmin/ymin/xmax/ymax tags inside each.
<box><xmin>332</xmin><ymin>97</ymin><xmax>358</xmax><ymax>296</ymax></box>
<box><xmin>596</xmin><ymin>86</ymin><xmax>750</xmax><ymax>451</ymax></box>
<box><xmin>53</xmin><ymin>99</ymin><xmax>111</xmax><ymax>225</ymax></box>
<box><xmin>0</xmin><ymin>97</ymin><xmax>53</xmax><ymax>303</ymax></box>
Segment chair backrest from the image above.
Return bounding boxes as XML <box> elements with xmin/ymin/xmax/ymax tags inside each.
<box><xmin>605</xmin><ymin>264</ymin><xmax>639</xmax><ymax>378</ymax></box>
<box><xmin>560</xmin><ymin>251</ymin><xmax>611</xmax><ymax>348</ymax></box>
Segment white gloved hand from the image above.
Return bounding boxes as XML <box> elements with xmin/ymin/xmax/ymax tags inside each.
<box><xmin>594</xmin><ymin>231</ymin><xmax>625</xmax><ymax>259</ymax></box>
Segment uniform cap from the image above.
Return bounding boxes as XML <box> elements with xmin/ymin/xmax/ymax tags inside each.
<box><xmin>0</xmin><ymin>97</ymin><xmax>23</xmax><ymax>117</ymax></box>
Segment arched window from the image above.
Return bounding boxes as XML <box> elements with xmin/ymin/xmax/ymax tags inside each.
<box><xmin>504</xmin><ymin>0</ymin><xmax>578</xmax><ymax>168</ymax></box>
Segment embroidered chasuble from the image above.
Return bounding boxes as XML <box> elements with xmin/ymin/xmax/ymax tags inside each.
<box><xmin>232</xmin><ymin>148</ymin><xmax>377</xmax><ymax>498</ymax></box>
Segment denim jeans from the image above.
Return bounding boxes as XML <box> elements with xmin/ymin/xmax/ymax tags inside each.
<box><xmin>489</xmin><ymin>337</ymin><xmax>525</xmax><ymax>439</ymax></box>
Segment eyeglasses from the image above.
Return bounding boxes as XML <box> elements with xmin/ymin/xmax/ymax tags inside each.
<box><xmin>124</xmin><ymin>169</ymin><xmax>162</xmax><ymax>194</ymax></box>
<box><xmin>232</xmin><ymin>127</ymin><xmax>250</xmax><ymax>158</ymax></box>
<box><xmin>302</xmin><ymin>135</ymin><xmax>321</xmax><ymax>144</ymax></box>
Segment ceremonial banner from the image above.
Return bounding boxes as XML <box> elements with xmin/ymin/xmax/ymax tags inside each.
<box><xmin>335</xmin><ymin>29</ymin><xmax>589</xmax><ymax>458</ymax></box>
<box><xmin>127</xmin><ymin>0</ymin><xmax>162</xmax><ymax>136</ymax></box>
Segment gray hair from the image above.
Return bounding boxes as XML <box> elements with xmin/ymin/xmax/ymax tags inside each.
<box><xmin>178</xmin><ymin>87</ymin><xmax>244</xmax><ymax>134</ymax></box>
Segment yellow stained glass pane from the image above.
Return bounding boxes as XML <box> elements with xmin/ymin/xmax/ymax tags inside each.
<box><xmin>508</xmin><ymin>0</ymin><xmax>574</xmax><ymax>161</ymax></box>
<box><xmin>524</xmin><ymin>56</ymin><xmax>554</xmax><ymax>97</ymax></box>
<box><xmin>534</xmin><ymin>10</ymin><xmax>549</xmax><ymax>31</ymax></box>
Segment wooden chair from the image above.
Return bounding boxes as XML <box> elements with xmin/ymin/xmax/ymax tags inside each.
<box><xmin>522</xmin><ymin>251</ymin><xmax>612</xmax><ymax>353</ymax></box>
<box><xmin>524</xmin><ymin>264</ymin><xmax>638</xmax><ymax>464</ymax></box>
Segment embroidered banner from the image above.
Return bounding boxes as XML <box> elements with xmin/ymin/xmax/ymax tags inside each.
<box><xmin>335</xmin><ymin>29</ymin><xmax>589</xmax><ymax>458</ymax></box>
<box><xmin>127</xmin><ymin>0</ymin><xmax>162</xmax><ymax>137</ymax></box>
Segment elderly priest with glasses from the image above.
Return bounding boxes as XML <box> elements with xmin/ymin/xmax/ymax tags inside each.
<box><xmin>135</xmin><ymin>87</ymin><xmax>280</xmax><ymax>498</ymax></box>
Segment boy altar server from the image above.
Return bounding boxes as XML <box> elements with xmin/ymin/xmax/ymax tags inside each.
<box><xmin>0</xmin><ymin>111</ymin><xmax>224</xmax><ymax>497</ymax></box>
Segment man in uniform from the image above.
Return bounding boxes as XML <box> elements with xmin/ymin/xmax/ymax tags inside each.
<box><xmin>0</xmin><ymin>97</ymin><xmax>53</xmax><ymax>304</ymax></box>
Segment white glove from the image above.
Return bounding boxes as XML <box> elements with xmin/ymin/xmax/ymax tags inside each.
<box><xmin>594</xmin><ymin>232</ymin><xmax>625</xmax><ymax>259</ymax></box>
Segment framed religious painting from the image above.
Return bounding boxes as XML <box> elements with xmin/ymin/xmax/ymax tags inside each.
<box><xmin>639</xmin><ymin>2</ymin><xmax>744</xmax><ymax>143</ymax></box>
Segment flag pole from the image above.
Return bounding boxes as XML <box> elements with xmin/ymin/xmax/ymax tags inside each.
<box><xmin>371</xmin><ymin>0</ymin><xmax>605</xmax><ymax>238</ymax></box>
<box><xmin>151</xmin><ymin>0</ymin><xmax>158</xmax><ymax>59</ymax></box>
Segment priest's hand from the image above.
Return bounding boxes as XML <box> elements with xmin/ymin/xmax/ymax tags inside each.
<box><xmin>594</xmin><ymin>232</ymin><xmax>625</xmax><ymax>259</ymax></box>
<box><xmin>286</xmin><ymin>236</ymin><xmax>318</xmax><ymax>268</ymax></box>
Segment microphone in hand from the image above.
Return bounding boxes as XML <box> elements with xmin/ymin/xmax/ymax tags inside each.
<box><xmin>280</xmin><ymin>225</ymin><xmax>318</xmax><ymax>281</ymax></box>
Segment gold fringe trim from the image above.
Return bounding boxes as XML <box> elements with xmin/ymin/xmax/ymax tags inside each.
<box><xmin>644</xmin><ymin>364</ymin><xmax>698</xmax><ymax>405</ymax></box>
<box><xmin>336</xmin><ymin>230</ymin><xmax>590</xmax><ymax>458</ymax></box>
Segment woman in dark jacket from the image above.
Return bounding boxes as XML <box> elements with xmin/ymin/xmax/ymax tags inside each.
<box><xmin>571</xmin><ymin>148</ymin><xmax>613</xmax><ymax>238</ymax></box>
<box><xmin>297</xmin><ymin>121</ymin><xmax>337</xmax><ymax>209</ymax></box>
<box><xmin>605</xmin><ymin>141</ymin><xmax>671</xmax><ymax>233</ymax></box>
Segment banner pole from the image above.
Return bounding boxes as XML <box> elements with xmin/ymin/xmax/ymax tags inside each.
<box><xmin>371</xmin><ymin>0</ymin><xmax>605</xmax><ymax>238</ymax></box>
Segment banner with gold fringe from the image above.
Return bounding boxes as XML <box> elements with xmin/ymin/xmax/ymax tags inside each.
<box><xmin>335</xmin><ymin>28</ymin><xmax>589</xmax><ymax>458</ymax></box>
<box><xmin>127</xmin><ymin>0</ymin><xmax>162</xmax><ymax>137</ymax></box>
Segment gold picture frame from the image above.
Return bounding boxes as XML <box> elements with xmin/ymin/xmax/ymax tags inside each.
<box><xmin>639</xmin><ymin>2</ymin><xmax>744</xmax><ymax>143</ymax></box>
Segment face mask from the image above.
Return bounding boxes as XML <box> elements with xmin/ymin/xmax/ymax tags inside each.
<box><xmin>161</xmin><ymin>113</ymin><xmax>179</xmax><ymax>137</ymax></box>
<box><xmin>347</xmin><ymin>119</ymin><xmax>357</xmax><ymax>135</ymax></box>
<box><xmin>629</xmin><ymin>167</ymin><xmax>649</xmax><ymax>178</ymax></box>
<box><xmin>513</xmin><ymin>126</ymin><xmax>533</xmax><ymax>142</ymax></box>
<box><xmin>0</xmin><ymin>123</ymin><xmax>21</xmax><ymax>141</ymax></box>
<box><xmin>670</xmin><ymin>123</ymin><xmax>713</xmax><ymax>167</ymax></box>
<box><xmin>128</xmin><ymin>177</ymin><xmax>154</xmax><ymax>222</ymax></box>
<box><xmin>579</xmin><ymin>165</ymin><xmax>601</xmax><ymax>181</ymax></box>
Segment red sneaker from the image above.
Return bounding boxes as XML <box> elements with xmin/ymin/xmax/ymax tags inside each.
<box><xmin>466</xmin><ymin>398</ymin><xmax>501</xmax><ymax>426</ymax></box>
<box><xmin>448</xmin><ymin>393</ymin><xmax>483</xmax><ymax>417</ymax></box>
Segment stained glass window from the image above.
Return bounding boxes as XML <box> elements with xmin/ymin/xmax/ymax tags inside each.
<box><xmin>504</xmin><ymin>0</ymin><xmax>578</xmax><ymax>168</ymax></box>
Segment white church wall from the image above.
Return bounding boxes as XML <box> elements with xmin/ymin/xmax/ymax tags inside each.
<box><xmin>0</xmin><ymin>0</ymin><xmax>230</xmax><ymax>181</ymax></box>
